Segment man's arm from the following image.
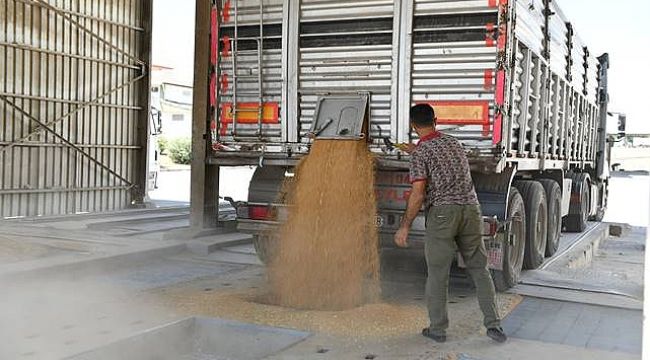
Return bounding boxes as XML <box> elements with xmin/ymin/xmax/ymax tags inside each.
<box><xmin>394</xmin><ymin>180</ymin><xmax>426</xmax><ymax>248</ymax></box>
<box><xmin>401</xmin><ymin>180</ymin><xmax>427</xmax><ymax>228</ymax></box>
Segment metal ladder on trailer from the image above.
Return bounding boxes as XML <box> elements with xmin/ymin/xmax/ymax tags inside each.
<box><xmin>229</xmin><ymin>0</ymin><xmax>265</xmax><ymax>140</ymax></box>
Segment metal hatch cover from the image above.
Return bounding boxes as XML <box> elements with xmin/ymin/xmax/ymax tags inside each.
<box><xmin>309</xmin><ymin>94</ymin><xmax>369</xmax><ymax>140</ymax></box>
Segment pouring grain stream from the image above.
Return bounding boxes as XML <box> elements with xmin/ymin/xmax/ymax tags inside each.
<box><xmin>267</xmin><ymin>139</ymin><xmax>380</xmax><ymax>310</ymax></box>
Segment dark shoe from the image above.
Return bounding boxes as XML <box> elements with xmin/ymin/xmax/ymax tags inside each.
<box><xmin>422</xmin><ymin>327</ymin><xmax>446</xmax><ymax>343</ymax></box>
<box><xmin>487</xmin><ymin>327</ymin><xmax>507</xmax><ymax>343</ymax></box>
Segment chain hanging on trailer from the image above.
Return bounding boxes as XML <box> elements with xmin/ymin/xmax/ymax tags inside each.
<box><xmin>231</xmin><ymin>0</ymin><xmax>239</xmax><ymax>137</ymax></box>
<box><xmin>256</xmin><ymin>0</ymin><xmax>265</xmax><ymax>138</ymax></box>
<box><xmin>227</xmin><ymin>0</ymin><xmax>266</xmax><ymax>141</ymax></box>
<box><xmin>210</xmin><ymin>0</ymin><xmax>222</xmax><ymax>150</ymax></box>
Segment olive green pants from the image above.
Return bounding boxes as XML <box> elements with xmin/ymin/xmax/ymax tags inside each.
<box><xmin>425</xmin><ymin>204</ymin><xmax>500</xmax><ymax>336</ymax></box>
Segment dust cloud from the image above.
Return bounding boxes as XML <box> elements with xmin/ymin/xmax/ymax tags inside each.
<box><xmin>0</xmin><ymin>277</ymin><xmax>175</xmax><ymax>359</ymax></box>
<box><xmin>267</xmin><ymin>140</ymin><xmax>380</xmax><ymax>310</ymax></box>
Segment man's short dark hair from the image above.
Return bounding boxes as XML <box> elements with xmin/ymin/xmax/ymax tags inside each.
<box><xmin>410</xmin><ymin>104</ymin><xmax>436</xmax><ymax>127</ymax></box>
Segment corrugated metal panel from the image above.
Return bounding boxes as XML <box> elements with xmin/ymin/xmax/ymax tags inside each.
<box><xmin>234</xmin><ymin>0</ymin><xmax>283</xmax><ymax>23</ymax></box>
<box><xmin>0</xmin><ymin>0</ymin><xmax>151</xmax><ymax>218</ymax></box>
<box><xmin>300</xmin><ymin>0</ymin><xmax>394</xmax><ymax>21</ymax></box>
<box><xmin>298</xmin><ymin>0</ymin><xmax>394</xmax><ymax>141</ymax></box>
<box><xmin>411</xmin><ymin>0</ymin><xmax>498</xmax><ymax>149</ymax></box>
<box><xmin>217</xmin><ymin>0</ymin><xmax>284</xmax><ymax>141</ymax></box>
<box><xmin>414</xmin><ymin>0</ymin><xmax>497</xmax><ymax>15</ymax></box>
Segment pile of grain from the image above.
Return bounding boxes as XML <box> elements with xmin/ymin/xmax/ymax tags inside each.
<box><xmin>153</xmin><ymin>288</ymin><xmax>523</xmax><ymax>340</ymax></box>
<box><xmin>266</xmin><ymin>139</ymin><xmax>380</xmax><ymax>310</ymax></box>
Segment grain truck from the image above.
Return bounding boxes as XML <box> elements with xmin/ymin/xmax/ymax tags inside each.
<box><xmin>205</xmin><ymin>0</ymin><xmax>615</xmax><ymax>290</ymax></box>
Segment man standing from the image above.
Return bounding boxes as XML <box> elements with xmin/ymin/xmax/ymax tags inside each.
<box><xmin>394</xmin><ymin>104</ymin><xmax>507</xmax><ymax>343</ymax></box>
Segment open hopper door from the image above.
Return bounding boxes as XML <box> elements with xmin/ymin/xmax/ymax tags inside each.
<box><xmin>309</xmin><ymin>93</ymin><xmax>370</xmax><ymax>140</ymax></box>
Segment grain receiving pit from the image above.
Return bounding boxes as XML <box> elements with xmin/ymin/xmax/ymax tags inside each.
<box><xmin>66</xmin><ymin>317</ymin><xmax>311</xmax><ymax>360</ymax></box>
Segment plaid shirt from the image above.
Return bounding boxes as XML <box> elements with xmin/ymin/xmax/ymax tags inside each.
<box><xmin>409</xmin><ymin>132</ymin><xmax>479</xmax><ymax>208</ymax></box>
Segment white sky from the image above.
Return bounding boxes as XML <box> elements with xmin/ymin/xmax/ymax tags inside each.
<box><xmin>556</xmin><ymin>0</ymin><xmax>650</xmax><ymax>133</ymax></box>
<box><xmin>151</xmin><ymin>0</ymin><xmax>196</xmax><ymax>86</ymax></box>
<box><xmin>152</xmin><ymin>1</ymin><xmax>650</xmax><ymax>133</ymax></box>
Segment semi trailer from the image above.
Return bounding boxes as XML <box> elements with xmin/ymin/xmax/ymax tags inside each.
<box><xmin>203</xmin><ymin>0</ymin><xmax>616</xmax><ymax>290</ymax></box>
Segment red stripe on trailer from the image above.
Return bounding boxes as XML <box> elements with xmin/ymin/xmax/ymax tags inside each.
<box><xmin>494</xmin><ymin>69</ymin><xmax>505</xmax><ymax>143</ymax></box>
<box><xmin>209</xmin><ymin>73</ymin><xmax>216</xmax><ymax>107</ymax></box>
<box><xmin>495</xmin><ymin>70</ymin><xmax>506</xmax><ymax>105</ymax></box>
<box><xmin>496</xmin><ymin>1</ymin><xmax>508</xmax><ymax>50</ymax></box>
<box><xmin>497</xmin><ymin>29</ymin><xmax>507</xmax><ymax>50</ymax></box>
<box><xmin>219</xmin><ymin>75</ymin><xmax>229</xmax><ymax>135</ymax></box>
<box><xmin>220</xmin><ymin>125</ymin><xmax>228</xmax><ymax>136</ymax></box>
<box><xmin>210</xmin><ymin>7</ymin><xmax>218</xmax><ymax>65</ymax></box>
<box><xmin>221</xmin><ymin>35</ymin><xmax>231</xmax><ymax>57</ymax></box>
<box><xmin>483</xmin><ymin>70</ymin><xmax>494</xmax><ymax>90</ymax></box>
<box><xmin>222</xmin><ymin>0</ymin><xmax>231</xmax><ymax>23</ymax></box>
<box><xmin>220</xmin><ymin>73</ymin><xmax>229</xmax><ymax>93</ymax></box>
<box><xmin>493</xmin><ymin>113</ymin><xmax>503</xmax><ymax>144</ymax></box>
<box><xmin>488</xmin><ymin>0</ymin><xmax>497</xmax><ymax>7</ymax></box>
<box><xmin>491</xmin><ymin>0</ymin><xmax>508</xmax><ymax>145</ymax></box>
<box><xmin>485</xmin><ymin>23</ymin><xmax>495</xmax><ymax>47</ymax></box>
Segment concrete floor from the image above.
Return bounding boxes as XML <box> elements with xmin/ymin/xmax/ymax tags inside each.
<box><xmin>0</xmin><ymin>172</ymin><xmax>646</xmax><ymax>359</ymax></box>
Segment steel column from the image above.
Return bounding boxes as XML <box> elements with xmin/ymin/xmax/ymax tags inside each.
<box><xmin>190</xmin><ymin>0</ymin><xmax>219</xmax><ymax>229</ymax></box>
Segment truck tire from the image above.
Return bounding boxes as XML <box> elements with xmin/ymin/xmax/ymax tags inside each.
<box><xmin>538</xmin><ymin>179</ymin><xmax>562</xmax><ymax>257</ymax></box>
<box><xmin>564</xmin><ymin>173</ymin><xmax>589</xmax><ymax>232</ymax></box>
<box><xmin>253</xmin><ymin>235</ymin><xmax>275</xmax><ymax>264</ymax></box>
<box><xmin>491</xmin><ymin>188</ymin><xmax>526</xmax><ymax>291</ymax></box>
<box><xmin>514</xmin><ymin>180</ymin><xmax>548</xmax><ymax>269</ymax></box>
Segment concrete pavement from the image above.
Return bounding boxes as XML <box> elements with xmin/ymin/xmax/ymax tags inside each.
<box><xmin>0</xmin><ymin>172</ymin><xmax>646</xmax><ymax>359</ymax></box>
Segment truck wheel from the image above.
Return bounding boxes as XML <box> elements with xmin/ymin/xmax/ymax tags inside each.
<box><xmin>514</xmin><ymin>180</ymin><xmax>548</xmax><ymax>269</ymax></box>
<box><xmin>253</xmin><ymin>235</ymin><xmax>275</xmax><ymax>264</ymax></box>
<box><xmin>492</xmin><ymin>188</ymin><xmax>526</xmax><ymax>291</ymax></box>
<box><xmin>538</xmin><ymin>179</ymin><xmax>562</xmax><ymax>257</ymax></box>
<box><xmin>564</xmin><ymin>173</ymin><xmax>589</xmax><ymax>232</ymax></box>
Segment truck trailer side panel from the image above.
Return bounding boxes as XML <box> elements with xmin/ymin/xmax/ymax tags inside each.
<box><xmin>211</xmin><ymin>0</ymin><xmax>601</xmax><ymax>172</ymax></box>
